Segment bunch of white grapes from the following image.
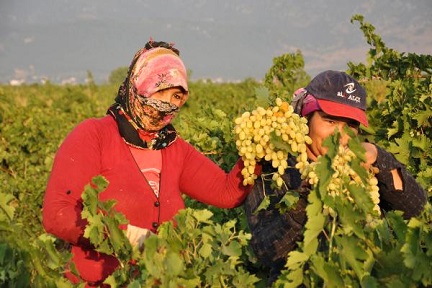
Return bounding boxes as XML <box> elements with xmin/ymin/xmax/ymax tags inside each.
<box><xmin>297</xmin><ymin>145</ymin><xmax>381</xmax><ymax>217</ymax></box>
<box><xmin>234</xmin><ymin>98</ymin><xmax>312</xmax><ymax>187</ymax></box>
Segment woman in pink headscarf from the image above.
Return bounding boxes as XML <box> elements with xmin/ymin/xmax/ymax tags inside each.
<box><xmin>42</xmin><ymin>40</ymin><xmax>259</xmax><ymax>286</ymax></box>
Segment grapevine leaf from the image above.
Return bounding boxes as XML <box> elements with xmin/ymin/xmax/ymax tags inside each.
<box><xmin>374</xmin><ymin>245</ymin><xmax>407</xmax><ymax>281</ymax></box>
<box><xmin>104</xmin><ymin>216</ymin><xmax>131</xmax><ymax>258</ymax></box>
<box><xmin>278</xmin><ymin>266</ymin><xmax>304</xmax><ymax>288</ymax></box>
<box><xmin>361</xmin><ymin>275</ymin><xmax>379</xmax><ymax>288</ymax></box>
<box><xmin>322</xmin><ymin>131</ymin><xmax>339</xmax><ymax>160</ymax></box>
<box><xmin>303</xmin><ymin>189</ymin><xmax>325</xmax><ymax>255</ymax></box>
<box><xmin>337</xmin><ymin>202</ymin><xmax>365</xmax><ymax>238</ymax></box>
<box><xmin>346</xmin><ymin>127</ymin><xmax>367</xmax><ymax>163</ymax></box>
<box><xmin>270</xmin><ymin>132</ymin><xmax>293</xmax><ymax>155</ymax></box>
<box><xmin>103</xmin><ymin>275</ymin><xmax>119</xmax><ymax>287</ymax></box>
<box><xmin>165</xmin><ymin>251</ymin><xmax>183</xmax><ymax>277</ymax></box>
<box><xmin>384</xmin><ymin>211</ymin><xmax>407</xmax><ymax>242</ymax></box>
<box><xmin>348</xmin><ymin>183</ymin><xmax>375</xmax><ymax>215</ymax></box>
<box><xmin>350</xmin><ymin>144</ymin><xmax>367</xmax><ymax>165</ymax></box>
<box><xmin>412</xmin><ymin>134</ymin><xmax>430</xmax><ymax>151</ymax></box>
<box><xmin>314</xmin><ymin>155</ymin><xmax>333</xmax><ymax>197</ymax></box>
<box><xmin>286</xmin><ymin>250</ymin><xmax>309</xmax><ymax>270</ymax></box>
<box><xmin>400</xmin><ymin>218</ymin><xmax>421</xmax><ymax>269</ymax></box>
<box><xmin>400</xmin><ymin>217</ymin><xmax>432</xmax><ymax>282</ymax></box>
<box><xmin>412</xmin><ymin>108</ymin><xmax>432</xmax><ymax>127</ymax></box>
<box><xmin>388</xmin><ymin>137</ymin><xmax>411</xmax><ymax>165</ymax></box>
<box><xmin>192</xmin><ymin>209</ymin><xmax>214</xmax><ymax>223</ymax></box>
<box><xmin>310</xmin><ymin>255</ymin><xmax>345</xmax><ymax>287</ymax></box>
<box><xmin>198</xmin><ymin>243</ymin><xmax>212</xmax><ymax>258</ymax></box>
<box><xmin>83</xmin><ymin>214</ymin><xmax>104</xmax><ymax>245</ymax></box>
<box><xmin>81</xmin><ymin>177</ymin><xmax>107</xmax><ymax>215</ymax></box>
<box><xmin>36</xmin><ymin>234</ymin><xmax>63</xmax><ymax>270</ymax></box>
<box><xmin>253</xmin><ymin>196</ymin><xmax>271</xmax><ymax>214</ymax></box>
<box><xmin>351</xmin><ymin>158</ymin><xmax>369</xmax><ymax>184</ymax></box>
<box><xmin>276</xmin><ymin>191</ymin><xmax>299</xmax><ymax>213</ymax></box>
<box><xmin>232</xmin><ymin>271</ymin><xmax>260</xmax><ymax>287</ymax></box>
<box><xmin>0</xmin><ymin>193</ymin><xmax>17</xmax><ymax>221</ymax></box>
<box><xmin>359</xmin><ymin>124</ymin><xmax>376</xmax><ymax>135</ymax></box>
<box><xmin>222</xmin><ymin>240</ymin><xmax>242</xmax><ymax>257</ymax></box>
<box><xmin>127</xmin><ymin>280</ymin><xmax>143</xmax><ymax>288</ymax></box>
<box><xmin>98</xmin><ymin>237</ymin><xmax>113</xmax><ymax>255</ymax></box>
<box><xmin>336</xmin><ymin>235</ymin><xmax>369</xmax><ymax>280</ymax></box>
<box><xmin>387</xmin><ymin>125</ymin><xmax>400</xmax><ymax>139</ymax></box>
<box><xmin>254</xmin><ymin>86</ymin><xmax>271</xmax><ymax>108</ymax></box>
<box><xmin>213</xmin><ymin>109</ymin><xmax>227</xmax><ymax>119</ymax></box>
<box><xmin>100</xmin><ymin>199</ymin><xmax>118</xmax><ymax>212</ymax></box>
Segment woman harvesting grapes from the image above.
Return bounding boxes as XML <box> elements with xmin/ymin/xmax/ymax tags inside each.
<box><xmin>42</xmin><ymin>39</ymin><xmax>259</xmax><ymax>286</ymax></box>
<box><xmin>242</xmin><ymin>70</ymin><xmax>427</xmax><ymax>285</ymax></box>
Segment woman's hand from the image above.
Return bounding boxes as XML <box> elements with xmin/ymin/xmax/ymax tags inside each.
<box><xmin>361</xmin><ymin>142</ymin><xmax>403</xmax><ymax>190</ymax></box>
<box><xmin>361</xmin><ymin>142</ymin><xmax>378</xmax><ymax>170</ymax></box>
<box><xmin>126</xmin><ymin>224</ymin><xmax>153</xmax><ymax>249</ymax></box>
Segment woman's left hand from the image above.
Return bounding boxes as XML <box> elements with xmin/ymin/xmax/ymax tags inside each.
<box><xmin>361</xmin><ymin>142</ymin><xmax>378</xmax><ymax>170</ymax></box>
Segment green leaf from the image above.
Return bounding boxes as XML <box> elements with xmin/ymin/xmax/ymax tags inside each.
<box><xmin>346</xmin><ymin>127</ymin><xmax>367</xmax><ymax>163</ymax></box>
<box><xmin>412</xmin><ymin>134</ymin><xmax>430</xmax><ymax>151</ymax></box>
<box><xmin>400</xmin><ymin>218</ymin><xmax>422</xmax><ymax>268</ymax></box>
<box><xmin>310</xmin><ymin>256</ymin><xmax>345</xmax><ymax>287</ymax></box>
<box><xmin>198</xmin><ymin>243</ymin><xmax>212</xmax><ymax>258</ymax></box>
<box><xmin>388</xmin><ymin>138</ymin><xmax>411</xmax><ymax>165</ymax></box>
<box><xmin>192</xmin><ymin>209</ymin><xmax>213</xmax><ymax>223</ymax></box>
<box><xmin>337</xmin><ymin>201</ymin><xmax>365</xmax><ymax>238</ymax></box>
<box><xmin>348</xmin><ymin>183</ymin><xmax>375</xmax><ymax>215</ymax></box>
<box><xmin>165</xmin><ymin>251</ymin><xmax>183</xmax><ymax>276</ymax></box>
<box><xmin>270</xmin><ymin>131</ymin><xmax>294</xmax><ymax>155</ymax></box>
<box><xmin>83</xmin><ymin>214</ymin><xmax>104</xmax><ymax>244</ymax></box>
<box><xmin>253</xmin><ymin>195</ymin><xmax>271</xmax><ymax>214</ymax></box>
<box><xmin>336</xmin><ymin>235</ymin><xmax>369</xmax><ymax>280</ymax></box>
<box><xmin>351</xmin><ymin>158</ymin><xmax>369</xmax><ymax>184</ymax></box>
<box><xmin>412</xmin><ymin>108</ymin><xmax>432</xmax><ymax>128</ymax></box>
<box><xmin>280</xmin><ymin>266</ymin><xmax>304</xmax><ymax>288</ymax></box>
<box><xmin>254</xmin><ymin>86</ymin><xmax>271</xmax><ymax>108</ymax></box>
<box><xmin>384</xmin><ymin>211</ymin><xmax>407</xmax><ymax>242</ymax></box>
<box><xmin>286</xmin><ymin>251</ymin><xmax>309</xmax><ymax>270</ymax></box>
<box><xmin>276</xmin><ymin>191</ymin><xmax>300</xmax><ymax>213</ymax></box>
<box><xmin>361</xmin><ymin>275</ymin><xmax>379</xmax><ymax>288</ymax></box>
<box><xmin>303</xmin><ymin>189</ymin><xmax>326</xmax><ymax>255</ymax></box>
<box><xmin>0</xmin><ymin>193</ymin><xmax>17</xmax><ymax>221</ymax></box>
<box><xmin>314</xmin><ymin>155</ymin><xmax>333</xmax><ymax>197</ymax></box>
<box><xmin>400</xmin><ymin>217</ymin><xmax>432</xmax><ymax>282</ymax></box>
<box><xmin>221</xmin><ymin>240</ymin><xmax>242</xmax><ymax>257</ymax></box>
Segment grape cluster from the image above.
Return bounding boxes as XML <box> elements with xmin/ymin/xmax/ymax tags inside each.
<box><xmin>297</xmin><ymin>145</ymin><xmax>380</xmax><ymax>216</ymax></box>
<box><xmin>234</xmin><ymin>98</ymin><xmax>312</xmax><ymax>187</ymax></box>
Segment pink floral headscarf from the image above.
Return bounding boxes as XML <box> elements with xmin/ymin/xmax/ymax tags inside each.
<box><xmin>130</xmin><ymin>47</ymin><xmax>188</xmax><ymax>98</ymax></box>
<box><xmin>107</xmin><ymin>40</ymin><xmax>188</xmax><ymax>149</ymax></box>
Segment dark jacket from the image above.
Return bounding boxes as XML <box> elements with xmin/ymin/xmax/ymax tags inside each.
<box><xmin>243</xmin><ymin>145</ymin><xmax>427</xmax><ymax>284</ymax></box>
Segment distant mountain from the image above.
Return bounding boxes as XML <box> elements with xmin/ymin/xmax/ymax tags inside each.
<box><xmin>0</xmin><ymin>0</ymin><xmax>431</xmax><ymax>84</ymax></box>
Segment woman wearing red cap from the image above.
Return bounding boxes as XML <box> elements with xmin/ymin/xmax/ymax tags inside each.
<box><xmin>243</xmin><ymin>70</ymin><xmax>427</xmax><ymax>285</ymax></box>
<box><xmin>42</xmin><ymin>40</ymin><xmax>258</xmax><ymax>286</ymax></box>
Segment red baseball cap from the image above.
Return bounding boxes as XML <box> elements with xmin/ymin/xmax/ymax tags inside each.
<box><xmin>305</xmin><ymin>70</ymin><xmax>368</xmax><ymax>126</ymax></box>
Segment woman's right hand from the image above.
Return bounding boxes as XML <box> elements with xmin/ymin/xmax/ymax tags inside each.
<box><xmin>126</xmin><ymin>224</ymin><xmax>153</xmax><ymax>249</ymax></box>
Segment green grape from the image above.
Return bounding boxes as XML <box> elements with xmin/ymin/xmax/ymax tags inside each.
<box><xmin>298</xmin><ymin>145</ymin><xmax>381</xmax><ymax>217</ymax></box>
<box><xmin>234</xmin><ymin>98</ymin><xmax>311</xmax><ymax>187</ymax></box>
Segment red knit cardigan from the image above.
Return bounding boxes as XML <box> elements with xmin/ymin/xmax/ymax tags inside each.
<box><xmin>42</xmin><ymin>115</ymin><xmax>252</xmax><ymax>284</ymax></box>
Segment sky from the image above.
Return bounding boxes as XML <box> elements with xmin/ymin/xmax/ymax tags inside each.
<box><xmin>0</xmin><ymin>0</ymin><xmax>431</xmax><ymax>84</ymax></box>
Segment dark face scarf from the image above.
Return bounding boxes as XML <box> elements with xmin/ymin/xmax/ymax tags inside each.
<box><xmin>129</xmin><ymin>88</ymin><xmax>180</xmax><ymax>132</ymax></box>
<box><xmin>107</xmin><ymin>44</ymin><xmax>186</xmax><ymax>150</ymax></box>
<box><xmin>108</xmin><ymin>102</ymin><xmax>178</xmax><ymax>150</ymax></box>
